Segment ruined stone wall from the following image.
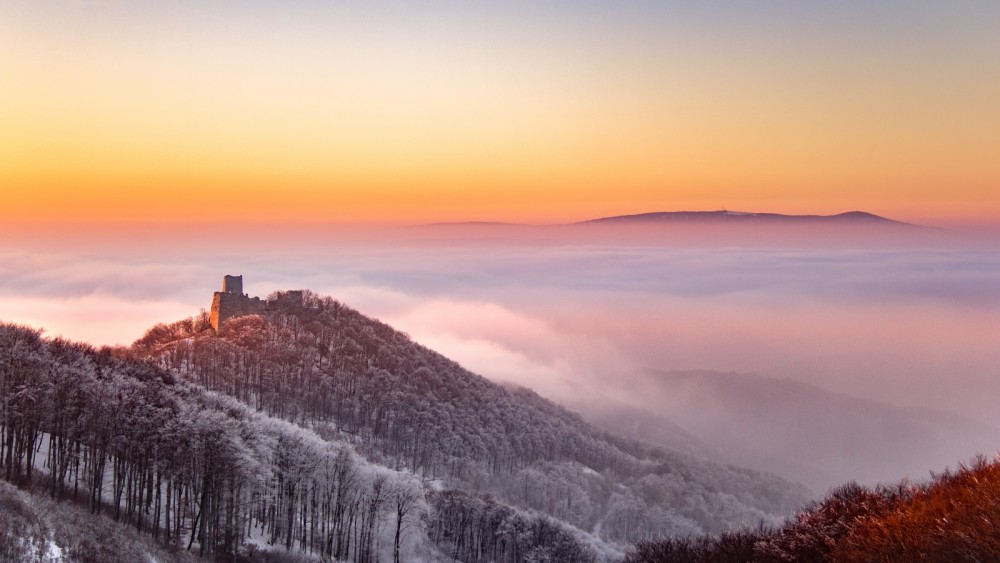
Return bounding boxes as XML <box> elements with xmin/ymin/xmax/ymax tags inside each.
<box><xmin>210</xmin><ymin>291</ymin><xmax>265</xmax><ymax>332</ymax></box>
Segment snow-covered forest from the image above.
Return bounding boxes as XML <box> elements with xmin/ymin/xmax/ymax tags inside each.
<box><xmin>1</xmin><ymin>322</ymin><xmax>443</xmax><ymax>561</ymax></box>
<box><xmin>0</xmin><ymin>291</ymin><xmax>808</xmax><ymax>561</ymax></box>
<box><xmin>138</xmin><ymin>293</ymin><xmax>808</xmax><ymax>537</ymax></box>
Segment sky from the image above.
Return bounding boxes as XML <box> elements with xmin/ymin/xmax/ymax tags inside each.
<box><xmin>2</xmin><ymin>1</ymin><xmax>999</xmax><ymax>226</ymax></box>
<box><xmin>2</xmin><ymin>2</ymin><xmax>1000</xmax><ymax>490</ymax></box>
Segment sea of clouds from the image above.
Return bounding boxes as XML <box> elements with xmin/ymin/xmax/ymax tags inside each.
<box><xmin>3</xmin><ymin>228</ymin><xmax>999</xmax><ymax>490</ymax></box>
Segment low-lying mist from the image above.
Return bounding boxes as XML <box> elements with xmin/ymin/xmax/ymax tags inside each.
<box><xmin>3</xmin><ymin>221</ymin><xmax>998</xmax><ymax>493</ymax></box>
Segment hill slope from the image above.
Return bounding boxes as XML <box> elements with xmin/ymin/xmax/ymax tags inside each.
<box><xmin>1</xmin><ymin>321</ymin><xmax>608</xmax><ymax>562</ymax></box>
<box><xmin>134</xmin><ymin>291</ymin><xmax>809</xmax><ymax>542</ymax></box>
<box><xmin>626</xmin><ymin>455</ymin><xmax>1000</xmax><ymax>562</ymax></box>
<box><xmin>0</xmin><ymin>480</ymin><xmax>199</xmax><ymax>563</ymax></box>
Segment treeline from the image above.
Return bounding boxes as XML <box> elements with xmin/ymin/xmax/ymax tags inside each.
<box><xmin>626</xmin><ymin>455</ymin><xmax>1000</xmax><ymax>562</ymax></box>
<box><xmin>135</xmin><ymin>292</ymin><xmax>807</xmax><ymax>541</ymax></box>
<box><xmin>0</xmin><ymin>322</ymin><xmax>426</xmax><ymax>562</ymax></box>
<box><xmin>428</xmin><ymin>490</ymin><xmax>611</xmax><ymax>563</ymax></box>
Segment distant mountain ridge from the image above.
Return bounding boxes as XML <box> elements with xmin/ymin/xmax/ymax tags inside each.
<box><xmin>577</xmin><ymin>210</ymin><xmax>911</xmax><ymax>226</ymax></box>
<box><xmin>419</xmin><ymin>210</ymin><xmax>916</xmax><ymax>228</ymax></box>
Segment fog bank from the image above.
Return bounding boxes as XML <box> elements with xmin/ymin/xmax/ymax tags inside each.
<box><xmin>2</xmin><ymin>223</ymin><xmax>998</xmax><ymax>490</ymax></box>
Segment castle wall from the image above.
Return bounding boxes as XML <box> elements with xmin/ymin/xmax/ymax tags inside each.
<box><xmin>210</xmin><ymin>275</ymin><xmax>307</xmax><ymax>333</ymax></box>
<box><xmin>210</xmin><ymin>291</ymin><xmax>264</xmax><ymax>332</ymax></box>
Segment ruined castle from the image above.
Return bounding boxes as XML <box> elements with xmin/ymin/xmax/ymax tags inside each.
<box><xmin>210</xmin><ymin>275</ymin><xmax>264</xmax><ymax>332</ymax></box>
<box><xmin>210</xmin><ymin>274</ymin><xmax>303</xmax><ymax>332</ymax></box>
<box><xmin>209</xmin><ymin>274</ymin><xmax>303</xmax><ymax>333</ymax></box>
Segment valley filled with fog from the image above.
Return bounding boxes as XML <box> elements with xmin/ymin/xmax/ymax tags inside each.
<box><xmin>3</xmin><ymin>223</ymin><xmax>999</xmax><ymax>495</ymax></box>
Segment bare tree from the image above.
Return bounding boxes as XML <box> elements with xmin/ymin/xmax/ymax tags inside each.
<box><xmin>390</xmin><ymin>477</ymin><xmax>424</xmax><ymax>563</ymax></box>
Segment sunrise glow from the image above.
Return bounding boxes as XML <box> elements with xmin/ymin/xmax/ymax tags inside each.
<box><xmin>3</xmin><ymin>3</ymin><xmax>1000</xmax><ymax>560</ymax></box>
<box><xmin>2</xmin><ymin>2</ymin><xmax>998</xmax><ymax>226</ymax></box>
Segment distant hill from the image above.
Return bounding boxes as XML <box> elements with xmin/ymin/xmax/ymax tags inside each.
<box><xmin>419</xmin><ymin>210</ymin><xmax>915</xmax><ymax>228</ymax></box>
<box><xmin>576</xmin><ymin>210</ymin><xmax>912</xmax><ymax>226</ymax></box>
<box><xmin>607</xmin><ymin>369</ymin><xmax>999</xmax><ymax>492</ymax></box>
<box><xmin>571</xmin><ymin>400</ymin><xmax>725</xmax><ymax>462</ymax></box>
<box><xmin>410</xmin><ymin>210</ymin><xmax>938</xmax><ymax>247</ymax></box>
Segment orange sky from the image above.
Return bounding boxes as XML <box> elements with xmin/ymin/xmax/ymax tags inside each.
<box><xmin>2</xmin><ymin>2</ymin><xmax>998</xmax><ymax>226</ymax></box>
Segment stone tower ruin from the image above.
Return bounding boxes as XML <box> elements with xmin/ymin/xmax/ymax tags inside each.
<box><xmin>210</xmin><ymin>274</ymin><xmax>265</xmax><ymax>332</ymax></box>
<box><xmin>222</xmin><ymin>274</ymin><xmax>243</xmax><ymax>295</ymax></box>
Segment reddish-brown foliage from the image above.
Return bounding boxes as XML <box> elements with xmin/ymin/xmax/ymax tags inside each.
<box><xmin>629</xmin><ymin>455</ymin><xmax>1000</xmax><ymax>563</ymax></box>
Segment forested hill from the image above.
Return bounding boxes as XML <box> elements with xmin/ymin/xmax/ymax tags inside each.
<box><xmin>626</xmin><ymin>455</ymin><xmax>1000</xmax><ymax>562</ymax></box>
<box><xmin>1</xmin><ymin>323</ymin><xmax>607</xmax><ymax>563</ymax></box>
<box><xmin>134</xmin><ymin>291</ymin><xmax>809</xmax><ymax>542</ymax></box>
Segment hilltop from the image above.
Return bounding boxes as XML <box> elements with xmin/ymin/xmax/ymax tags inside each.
<box><xmin>134</xmin><ymin>289</ymin><xmax>809</xmax><ymax>544</ymax></box>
